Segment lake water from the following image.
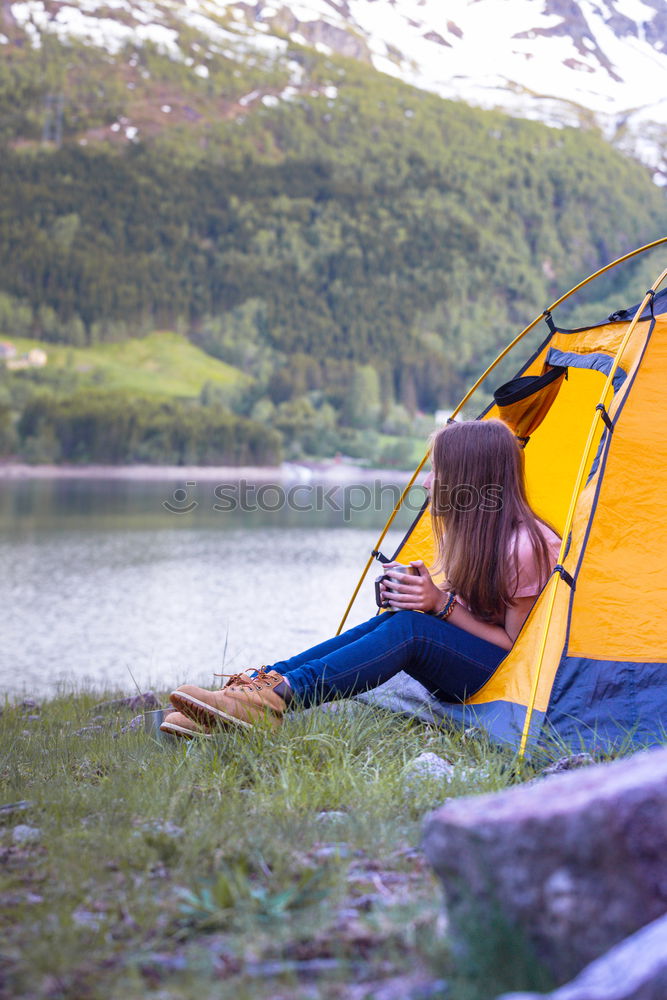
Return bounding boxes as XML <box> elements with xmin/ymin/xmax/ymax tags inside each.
<box><xmin>0</xmin><ymin>474</ymin><xmax>423</xmax><ymax>697</ymax></box>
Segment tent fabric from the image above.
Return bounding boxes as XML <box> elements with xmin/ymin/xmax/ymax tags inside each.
<box><xmin>359</xmin><ymin>292</ymin><xmax>667</xmax><ymax>753</ymax></box>
<box><xmin>493</xmin><ymin>364</ymin><xmax>568</xmax><ymax>445</ymax></box>
<box><xmin>545</xmin><ymin>348</ymin><xmax>627</xmax><ymax>392</ymax></box>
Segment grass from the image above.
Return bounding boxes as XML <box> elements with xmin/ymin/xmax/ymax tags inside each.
<box><xmin>0</xmin><ymin>691</ymin><xmax>559</xmax><ymax>1000</ymax></box>
<box><xmin>8</xmin><ymin>331</ymin><xmax>249</xmax><ymax>400</ymax></box>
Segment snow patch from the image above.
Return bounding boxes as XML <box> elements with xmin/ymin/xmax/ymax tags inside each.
<box><xmin>239</xmin><ymin>89</ymin><xmax>261</xmax><ymax>106</ymax></box>
<box><xmin>11</xmin><ymin>0</ymin><xmax>182</xmax><ymax>56</ymax></box>
<box><xmin>135</xmin><ymin>23</ymin><xmax>180</xmax><ymax>57</ymax></box>
<box><xmin>288</xmin><ymin>59</ymin><xmax>305</xmax><ymax>84</ymax></box>
<box><xmin>178</xmin><ymin>10</ymin><xmax>242</xmax><ymax>46</ymax></box>
<box><xmin>616</xmin><ymin>0</ymin><xmax>655</xmax><ymax>21</ymax></box>
<box><xmin>249</xmin><ymin>31</ymin><xmax>287</xmax><ymax>54</ymax></box>
<box><xmin>6</xmin><ymin>0</ymin><xmax>667</xmax><ymax>176</ymax></box>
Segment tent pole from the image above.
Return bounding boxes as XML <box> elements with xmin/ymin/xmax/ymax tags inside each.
<box><xmin>337</xmin><ymin>236</ymin><xmax>667</xmax><ymax>636</ymax></box>
<box><xmin>450</xmin><ymin>236</ymin><xmax>667</xmax><ymax>420</ymax></box>
<box><xmin>518</xmin><ymin>263</ymin><xmax>667</xmax><ymax>758</ymax></box>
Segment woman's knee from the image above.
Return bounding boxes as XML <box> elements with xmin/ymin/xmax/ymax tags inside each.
<box><xmin>379</xmin><ymin>610</ymin><xmax>421</xmax><ymax>638</ymax></box>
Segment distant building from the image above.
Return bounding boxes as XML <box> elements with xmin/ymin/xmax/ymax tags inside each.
<box><xmin>27</xmin><ymin>348</ymin><xmax>47</xmax><ymax>367</ymax></box>
<box><xmin>5</xmin><ymin>346</ymin><xmax>48</xmax><ymax>371</ymax></box>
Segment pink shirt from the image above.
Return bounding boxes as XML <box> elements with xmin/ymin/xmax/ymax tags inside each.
<box><xmin>509</xmin><ymin>522</ymin><xmax>561</xmax><ymax>600</ymax></box>
<box><xmin>455</xmin><ymin>521</ymin><xmax>561</xmax><ymax>621</ymax></box>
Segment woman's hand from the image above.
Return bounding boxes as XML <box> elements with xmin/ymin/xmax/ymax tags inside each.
<box><xmin>379</xmin><ymin>560</ymin><xmax>445</xmax><ymax>614</ymax></box>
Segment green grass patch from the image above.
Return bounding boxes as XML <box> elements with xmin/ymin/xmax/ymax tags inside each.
<box><xmin>8</xmin><ymin>331</ymin><xmax>249</xmax><ymax>400</ymax></box>
<box><xmin>0</xmin><ymin>690</ymin><xmax>550</xmax><ymax>999</ymax></box>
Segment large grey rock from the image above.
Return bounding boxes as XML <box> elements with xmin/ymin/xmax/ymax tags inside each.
<box><xmin>422</xmin><ymin>746</ymin><xmax>667</xmax><ymax>983</ymax></box>
<box><xmin>497</xmin><ymin>911</ymin><xmax>667</xmax><ymax>1000</ymax></box>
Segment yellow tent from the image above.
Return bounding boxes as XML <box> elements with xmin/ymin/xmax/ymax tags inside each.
<box><xmin>344</xmin><ymin>242</ymin><xmax>667</xmax><ymax>754</ymax></box>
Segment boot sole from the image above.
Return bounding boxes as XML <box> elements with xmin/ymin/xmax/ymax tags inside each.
<box><xmin>160</xmin><ymin>720</ymin><xmax>212</xmax><ymax>739</ymax></box>
<box><xmin>169</xmin><ymin>691</ymin><xmax>253</xmax><ymax>730</ymax></box>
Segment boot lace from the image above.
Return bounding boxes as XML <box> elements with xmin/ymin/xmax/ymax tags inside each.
<box><xmin>213</xmin><ymin>667</ymin><xmax>274</xmax><ymax>691</ymax></box>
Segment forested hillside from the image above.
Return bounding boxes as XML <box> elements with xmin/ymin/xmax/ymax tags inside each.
<box><xmin>0</xmin><ymin>33</ymin><xmax>665</xmax><ymax>464</ymax></box>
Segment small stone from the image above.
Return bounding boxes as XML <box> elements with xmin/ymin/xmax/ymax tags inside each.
<box><xmin>312</xmin><ymin>843</ymin><xmax>351</xmax><ymax>861</ymax></box>
<box><xmin>368</xmin><ymin>976</ymin><xmax>450</xmax><ymax>1000</ymax></box>
<box><xmin>118</xmin><ymin>715</ymin><xmax>144</xmax><ymax>735</ymax></box>
<box><xmin>392</xmin><ymin>845</ymin><xmax>423</xmax><ymax>862</ymax></box>
<box><xmin>541</xmin><ymin>753</ymin><xmax>595</xmax><ymax>777</ymax></box>
<box><xmin>403</xmin><ymin>752</ymin><xmax>455</xmax><ymax>796</ymax></box>
<box><xmin>0</xmin><ymin>891</ymin><xmax>44</xmax><ymax>909</ymax></box>
<box><xmin>137</xmin><ymin>819</ymin><xmax>183</xmax><ymax>839</ymax></box>
<box><xmin>94</xmin><ymin>692</ymin><xmax>160</xmax><ymax>713</ymax></box>
<box><xmin>316</xmin><ymin>810</ymin><xmax>348</xmax><ymax>824</ymax></box>
<box><xmin>149</xmin><ymin>863</ymin><xmax>169</xmax><ymax>879</ymax></box>
<box><xmin>72</xmin><ymin>907</ymin><xmax>103</xmax><ymax>929</ymax></box>
<box><xmin>20</xmin><ymin>699</ymin><xmax>39</xmax><ymax>711</ymax></box>
<box><xmin>27</xmin><ymin>715</ymin><xmax>41</xmax><ymax>723</ymax></box>
<box><xmin>12</xmin><ymin>824</ymin><xmax>41</xmax><ymax>845</ymax></box>
<box><xmin>139</xmin><ymin>952</ymin><xmax>189</xmax><ymax>975</ymax></box>
<box><xmin>244</xmin><ymin>958</ymin><xmax>342</xmax><ymax>979</ymax></box>
<box><xmin>456</xmin><ymin>762</ymin><xmax>494</xmax><ymax>785</ymax></box>
<box><xmin>0</xmin><ymin>800</ymin><xmax>34</xmax><ymax>815</ymax></box>
<box><xmin>72</xmin><ymin>725</ymin><xmax>104</xmax><ymax>737</ymax></box>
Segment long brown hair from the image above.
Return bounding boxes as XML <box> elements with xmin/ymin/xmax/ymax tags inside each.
<box><xmin>430</xmin><ymin>419</ymin><xmax>553</xmax><ymax>621</ymax></box>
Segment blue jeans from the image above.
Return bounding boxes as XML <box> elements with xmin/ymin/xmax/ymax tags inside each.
<box><xmin>268</xmin><ymin>611</ymin><xmax>506</xmax><ymax>707</ymax></box>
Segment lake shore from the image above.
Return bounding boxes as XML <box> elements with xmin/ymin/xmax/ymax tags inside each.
<box><xmin>0</xmin><ymin>461</ymin><xmax>418</xmax><ymax>484</ymax></box>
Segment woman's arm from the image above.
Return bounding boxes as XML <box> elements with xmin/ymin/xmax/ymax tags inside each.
<box><xmin>380</xmin><ymin>561</ymin><xmax>534</xmax><ymax>651</ymax></box>
<box><xmin>446</xmin><ymin>596</ymin><xmax>535</xmax><ymax>651</ymax></box>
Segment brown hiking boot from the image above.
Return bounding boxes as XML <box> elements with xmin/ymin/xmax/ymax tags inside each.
<box><xmin>170</xmin><ymin>669</ymin><xmax>289</xmax><ymax>730</ymax></box>
<box><xmin>160</xmin><ymin>711</ymin><xmax>212</xmax><ymax>740</ymax></box>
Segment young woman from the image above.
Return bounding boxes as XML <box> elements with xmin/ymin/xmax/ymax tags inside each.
<box><xmin>163</xmin><ymin>419</ymin><xmax>561</xmax><ymax>738</ymax></box>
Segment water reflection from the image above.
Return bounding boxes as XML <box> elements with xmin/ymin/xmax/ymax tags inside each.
<box><xmin>1</xmin><ymin>477</ymin><xmax>422</xmax><ymax>696</ymax></box>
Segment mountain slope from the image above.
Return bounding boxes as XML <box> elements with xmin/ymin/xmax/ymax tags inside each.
<box><xmin>3</xmin><ymin>0</ymin><xmax>667</xmax><ymax>179</ymax></box>
<box><xmin>1</xmin><ymin>0</ymin><xmax>666</xmax><ymax>466</ymax></box>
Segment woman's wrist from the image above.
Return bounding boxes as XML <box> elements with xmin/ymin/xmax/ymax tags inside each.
<box><xmin>431</xmin><ymin>590</ymin><xmax>457</xmax><ymax>620</ymax></box>
<box><xmin>433</xmin><ymin>591</ymin><xmax>447</xmax><ymax>615</ymax></box>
